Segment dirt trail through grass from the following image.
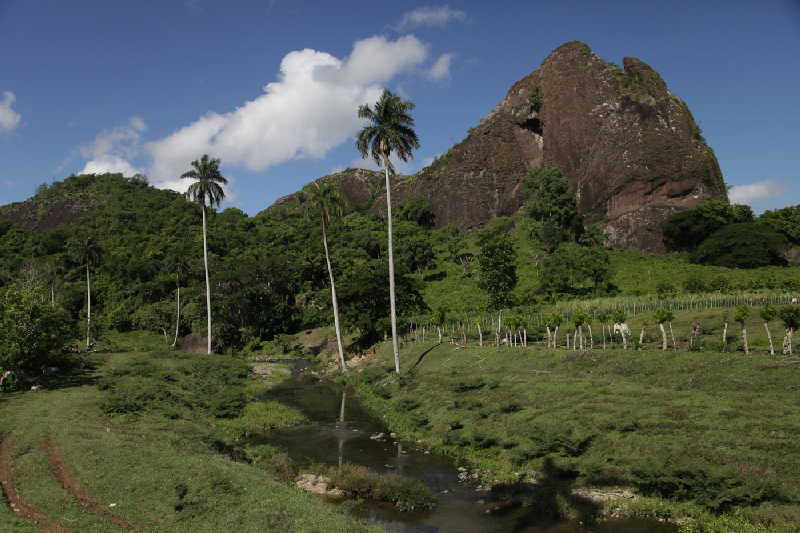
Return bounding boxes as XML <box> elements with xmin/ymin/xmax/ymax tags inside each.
<box><xmin>0</xmin><ymin>432</ymin><xmax>70</xmax><ymax>533</ymax></box>
<box><xmin>42</xmin><ymin>440</ymin><xmax>144</xmax><ymax>532</ymax></box>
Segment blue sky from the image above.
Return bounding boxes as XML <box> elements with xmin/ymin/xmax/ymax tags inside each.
<box><xmin>1</xmin><ymin>0</ymin><xmax>798</xmax><ymax>214</ymax></box>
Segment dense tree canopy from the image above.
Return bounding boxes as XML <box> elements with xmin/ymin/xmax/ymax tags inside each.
<box><xmin>690</xmin><ymin>222</ymin><xmax>788</xmax><ymax>269</ymax></box>
<box><xmin>663</xmin><ymin>200</ymin><xmax>753</xmax><ymax>252</ymax></box>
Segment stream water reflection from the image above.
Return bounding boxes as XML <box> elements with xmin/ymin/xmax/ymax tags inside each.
<box><xmin>252</xmin><ymin>378</ymin><xmax>676</xmax><ymax>533</ymax></box>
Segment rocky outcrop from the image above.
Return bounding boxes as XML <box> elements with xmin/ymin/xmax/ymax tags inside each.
<box><xmin>265</xmin><ymin>41</ymin><xmax>727</xmax><ymax>252</ymax></box>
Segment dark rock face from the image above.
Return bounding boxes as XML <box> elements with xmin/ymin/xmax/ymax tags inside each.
<box><xmin>265</xmin><ymin>41</ymin><xmax>727</xmax><ymax>252</ymax></box>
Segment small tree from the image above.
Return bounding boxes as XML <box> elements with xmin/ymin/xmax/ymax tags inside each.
<box><xmin>653</xmin><ymin>308</ymin><xmax>674</xmax><ymax>351</ymax></box>
<box><xmin>0</xmin><ymin>288</ymin><xmax>71</xmax><ymax>380</ymax></box>
<box><xmin>778</xmin><ymin>306</ymin><xmax>800</xmax><ymax>355</ymax></box>
<box><xmin>572</xmin><ymin>311</ymin><xmax>589</xmax><ymax>351</ymax></box>
<box><xmin>596</xmin><ymin>309</ymin><xmax>610</xmax><ymax>350</ymax></box>
<box><xmin>477</xmin><ymin>231</ymin><xmax>517</xmax><ymax>310</ymax></box>
<box><xmin>760</xmin><ymin>305</ymin><xmax>778</xmax><ymax>356</ymax></box>
<box><xmin>544</xmin><ymin>313</ymin><xmax>564</xmax><ymax>348</ymax></box>
<box><xmin>734</xmin><ymin>304</ymin><xmax>751</xmax><ymax>355</ymax></box>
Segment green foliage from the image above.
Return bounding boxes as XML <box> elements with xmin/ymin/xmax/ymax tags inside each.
<box><xmin>633</xmin><ymin>461</ymin><xmax>781</xmax><ymax>512</ymax></box>
<box><xmin>356</xmin><ymin>89</ymin><xmax>420</xmax><ymax>170</ymax></box>
<box><xmin>760</xmin><ymin>205</ymin><xmax>800</xmax><ymax>246</ymax></box>
<box><xmin>663</xmin><ymin>200</ymin><xmax>753</xmax><ymax>252</ymax></box>
<box><xmin>522</xmin><ymin>168</ymin><xmax>583</xmax><ymax>251</ymax></box>
<box><xmin>398</xmin><ymin>196</ymin><xmax>435</xmax><ymax>229</ymax></box>
<box><xmin>778</xmin><ymin>306</ymin><xmax>800</xmax><ymax>330</ymax></box>
<box><xmin>540</xmin><ymin>242</ymin><xmax>612</xmax><ymax>295</ymax></box>
<box><xmin>477</xmin><ymin>230</ymin><xmax>517</xmax><ymax>309</ymax></box>
<box><xmin>327</xmin><ymin>463</ymin><xmax>434</xmax><ymax>511</ymax></box>
<box><xmin>219</xmin><ymin>401</ymin><xmax>308</xmax><ymax>439</ymax></box>
<box><xmin>0</xmin><ymin>288</ymin><xmax>72</xmax><ymax>377</ymax></box>
<box><xmin>656</xmin><ymin>281</ymin><xmax>677</xmax><ymax>299</ymax></box>
<box><xmin>99</xmin><ymin>354</ymin><xmax>251</xmax><ymax>419</ymax></box>
<box><xmin>691</xmin><ymin>223</ymin><xmax>788</xmax><ymax>269</ymax></box>
<box><xmin>653</xmin><ymin>308</ymin><xmax>674</xmax><ymax>324</ymax></box>
<box><xmin>759</xmin><ymin>305</ymin><xmax>777</xmax><ymax>323</ymax></box>
<box><xmin>611</xmin><ymin>309</ymin><xmax>627</xmax><ymax>324</ymax></box>
<box><xmin>734</xmin><ymin>305</ymin><xmax>751</xmax><ymax>325</ymax></box>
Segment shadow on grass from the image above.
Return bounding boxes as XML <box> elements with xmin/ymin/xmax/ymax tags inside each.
<box><xmin>411</xmin><ymin>343</ymin><xmax>443</xmax><ymax>370</ymax></box>
<box><xmin>486</xmin><ymin>457</ymin><xmax>602</xmax><ymax>530</ymax></box>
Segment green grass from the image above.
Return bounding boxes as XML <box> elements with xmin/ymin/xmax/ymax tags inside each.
<box><xmin>0</xmin><ymin>351</ymin><xmax>378</xmax><ymax>532</ymax></box>
<box><xmin>349</xmin><ymin>339</ymin><xmax>800</xmax><ymax>531</ymax></box>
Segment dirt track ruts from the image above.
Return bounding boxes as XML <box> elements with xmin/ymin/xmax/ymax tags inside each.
<box><xmin>42</xmin><ymin>441</ymin><xmax>144</xmax><ymax>532</ymax></box>
<box><xmin>0</xmin><ymin>432</ymin><xmax>70</xmax><ymax>532</ymax></box>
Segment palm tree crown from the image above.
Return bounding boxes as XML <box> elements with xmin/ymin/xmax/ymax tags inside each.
<box><xmin>181</xmin><ymin>154</ymin><xmax>227</xmax><ymax>208</ymax></box>
<box><xmin>356</xmin><ymin>89</ymin><xmax>420</xmax><ymax>170</ymax></box>
<box><xmin>303</xmin><ymin>181</ymin><xmax>344</xmax><ymax>226</ymax></box>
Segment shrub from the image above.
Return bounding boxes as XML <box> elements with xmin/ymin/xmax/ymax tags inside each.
<box><xmin>328</xmin><ymin>464</ymin><xmax>434</xmax><ymax>511</ymax></box>
<box><xmin>453</xmin><ymin>378</ymin><xmax>486</xmax><ymax>392</ymax></box>
<box><xmin>0</xmin><ymin>288</ymin><xmax>72</xmax><ymax>378</ymax></box>
<box><xmin>690</xmin><ymin>223</ymin><xmax>788</xmax><ymax>269</ymax></box>
<box><xmin>632</xmin><ymin>461</ymin><xmax>782</xmax><ymax>512</ymax></box>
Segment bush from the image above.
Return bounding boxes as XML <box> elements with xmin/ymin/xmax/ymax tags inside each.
<box><xmin>328</xmin><ymin>464</ymin><xmax>434</xmax><ymax>511</ymax></box>
<box><xmin>632</xmin><ymin>461</ymin><xmax>782</xmax><ymax>512</ymax></box>
<box><xmin>0</xmin><ymin>288</ymin><xmax>72</xmax><ymax>378</ymax></box>
<box><xmin>690</xmin><ymin>223</ymin><xmax>788</xmax><ymax>269</ymax></box>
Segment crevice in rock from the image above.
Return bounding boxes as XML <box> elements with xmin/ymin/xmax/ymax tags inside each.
<box><xmin>520</xmin><ymin>117</ymin><xmax>543</xmax><ymax>136</ymax></box>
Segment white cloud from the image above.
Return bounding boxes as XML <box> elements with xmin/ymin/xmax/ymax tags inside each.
<box><xmin>397</xmin><ymin>6</ymin><xmax>466</xmax><ymax>30</ymax></box>
<box><xmin>427</xmin><ymin>53</ymin><xmax>454</xmax><ymax>81</ymax></box>
<box><xmin>728</xmin><ymin>180</ymin><xmax>787</xmax><ymax>204</ymax></box>
<box><xmin>145</xmin><ymin>35</ymin><xmax>429</xmax><ymax>188</ymax></box>
<box><xmin>80</xmin><ymin>117</ymin><xmax>146</xmax><ymax>176</ymax></box>
<box><xmin>0</xmin><ymin>91</ymin><xmax>21</xmax><ymax>133</ymax></box>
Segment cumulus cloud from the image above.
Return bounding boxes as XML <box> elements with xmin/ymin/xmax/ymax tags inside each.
<box><xmin>728</xmin><ymin>180</ymin><xmax>787</xmax><ymax>204</ymax></box>
<box><xmin>427</xmin><ymin>53</ymin><xmax>454</xmax><ymax>80</ymax></box>
<box><xmin>397</xmin><ymin>6</ymin><xmax>466</xmax><ymax>29</ymax></box>
<box><xmin>146</xmin><ymin>35</ymin><xmax>429</xmax><ymax>188</ymax></box>
<box><xmin>80</xmin><ymin>117</ymin><xmax>146</xmax><ymax>176</ymax></box>
<box><xmin>0</xmin><ymin>91</ymin><xmax>21</xmax><ymax>133</ymax></box>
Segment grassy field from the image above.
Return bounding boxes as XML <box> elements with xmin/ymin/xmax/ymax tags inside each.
<box><xmin>418</xmin><ymin>217</ymin><xmax>800</xmax><ymax>316</ymax></box>
<box><xmin>0</xmin><ymin>350</ymin><xmax>377</xmax><ymax>532</ymax></box>
<box><xmin>349</xmin><ymin>337</ymin><xmax>800</xmax><ymax>531</ymax></box>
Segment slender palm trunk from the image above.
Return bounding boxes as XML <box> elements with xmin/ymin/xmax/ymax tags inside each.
<box><xmin>86</xmin><ymin>264</ymin><xmax>91</xmax><ymax>349</ymax></box>
<box><xmin>602</xmin><ymin>324</ymin><xmax>606</xmax><ymax>350</ymax></box>
<box><xmin>587</xmin><ymin>324</ymin><xmax>593</xmax><ymax>350</ymax></box>
<box><xmin>172</xmin><ymin>274</ymin><xmax>181</xmax><ymax>348</ymax></box>
<box><xmin>322</xmin><ymin>219</ymin><xmax>347</xmax><ymax>374</ymax></box>
<box><xmin>554</xmin><ymin>326</ymin><xmax>559</xmax><ymax>348</ymax></box>
<box><xmin>764</xmin><ymin>322</ymin><xmax>775</xmax><ymax>356</ymax></box>
<box><xmin>202</xmin><ymin>204</ymin><xmax>212</xmax><ymax>354</ymax></box>
<box><xmin>659</xmin><ymin>323</ymin><xmax>667</xmax><ymax>350</ymax></box>
<box><xmin>477</xmin><ymin>323</ymin><xmax>483</xmax><ymax>347</ymax></box>
<box><xmin>383</xmin><ymin>154</ymin><xmax>400</xmax><ymax>373</ymax></box>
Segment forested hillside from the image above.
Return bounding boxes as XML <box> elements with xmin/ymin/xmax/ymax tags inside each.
<box><xmin>1</xmin><ymin>172</ymin><xmax>799</xmax><ymax>358</ymax></box>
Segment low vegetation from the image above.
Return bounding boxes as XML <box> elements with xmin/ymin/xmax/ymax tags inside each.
<box><xmin>349</xmin><ymin>328</ymin><xmax>800</xmax><ymax>531</ymax></box>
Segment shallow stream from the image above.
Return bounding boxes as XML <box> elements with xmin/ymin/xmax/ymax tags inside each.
<box><xmin>251</xmin><ymin>374</ymin><xmax>676</xmax><ymax>533</ymax></box>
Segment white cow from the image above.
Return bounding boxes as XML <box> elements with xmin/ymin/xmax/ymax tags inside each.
<box><xmin>613</xmin><ymin>322</ymin><xmax>631</xmax><ymax>337</ymax></box>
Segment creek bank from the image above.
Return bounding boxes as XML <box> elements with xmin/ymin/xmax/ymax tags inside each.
<box><xmin>247</xmin><ymin>359</ymin><xmax>677</xmax><ymax>532</ymax></box>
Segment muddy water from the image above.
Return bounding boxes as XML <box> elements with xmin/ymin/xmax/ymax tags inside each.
<box><xmin>253</xmin><ymin>379</ymin><xmax>676</xmax><ymax>533</ymax></box>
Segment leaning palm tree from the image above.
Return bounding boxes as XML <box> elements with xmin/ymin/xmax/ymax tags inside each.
<box><xmin>302</xmin><ymin>181</ymin><xmax>348</xmax><ymax>374</ymax></box>
<box><xmin>181</xmin><ymin>154</ymin><xmax>227</xmax><ymax>355</ymax></box>
<box><xmin>356</xmin><ymin>89</ymin><xmax>420</xmax><ymax>374</ymax></box>
<box><xmin>68</xmin><ymin>234</ymin><xmax>102</xmax><ymax>349</ymax></box>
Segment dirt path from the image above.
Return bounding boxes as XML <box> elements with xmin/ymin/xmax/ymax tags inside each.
<box><xmin>0</xmin><ymin>432</ymin><xmax>70</xmax><ymax>532</ymax></box>
<box><xmin>42</xmin><ymin>441</ymin><xmax>143</xmax><ymax>532</ymax></box>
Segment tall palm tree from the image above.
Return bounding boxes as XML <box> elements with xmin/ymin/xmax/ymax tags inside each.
<box><xmin>356</xmin><ymin>89</ymin><xmax>420</xmax><ymax>374</ymax></box>
<box><xmin>181</xmin><ymin>154</ymin><xmax>227</xmax><ymax>355</ymax></box>
<box><xmin>302</xmin><ymin>181</ymin><xmax>348</xmax><ymax>374</ymax></box>
<box><xmin>68</xmin><ymin>235</ymin><xmax>101</xmax><ymax>349</ymax></box>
